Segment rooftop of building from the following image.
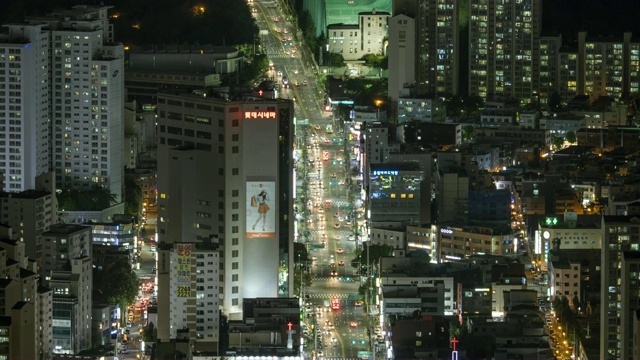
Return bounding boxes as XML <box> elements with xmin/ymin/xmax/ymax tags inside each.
<box><xmin>37</xmin><ymin>285</ymin><xmax>51</xmax><ymax>294</ymax></box>
<box><xmin>0</xmin><ymin>279</ymin><xmax>12</xmax><ymax>289</ymax></box>
<box><xmin>44</xmin><ymin>223</ymin><xmax>92</xmax><ymax>236</ymax></box>
<box><xmin>159</xmin><ymin>87</ymin><xmax>293</xmax><ymax>105</ymax></box>
<box><xmin>551</xmin><ymin>260</ymin><xmax>573</xmax><ymax>269</ymax></box>
<box><xmin>327</xmin><ymin>23</ymin><xmax>360</xmax><ymax>29</ymax></box>
<box><xmin>0</xmin><ymin>189</ymin><xmax>51</xmax><ymax>199</ymax></box>
<box><xmin>603</xmin><ymin>215</ymin><xmax>640</xmax><ymax>224</ymax></box>
<box><xmin>19</xmin><ymin>267</ymin><xmax>37</xmax><ymax>279</ymax></box>
<box><xmin>370</xmin><ymin>162</ymin><xmax>421</xmax><ymax>172</ymax></box>
<box><xmin>11</xmin><ymin>301</ymin><xmax>28</xmax><ymax>310</ymax></box>
<box><xmin>553</xmin><ymin>145</ymin><xmax>597</xmax><ymax>156</ymax></box>
<box><xmin>129</xmin><ymin>43</ymin><xmax>238</xmax><ymax>55</ymax></box>
<box><xmin>5</xmin><ymin>258</ymin><xmax>17</xmax><ymax>268</ymax></box>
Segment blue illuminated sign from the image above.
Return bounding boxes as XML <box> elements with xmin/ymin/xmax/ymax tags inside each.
<box><xmin>372</xmin><ymin>170</ymin><xmax>398</xmax><ymax>176</ymax></box>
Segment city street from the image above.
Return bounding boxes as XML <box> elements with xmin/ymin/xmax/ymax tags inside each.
<box><xmin>252</xmin><ymin>0</ymin><xmax>371</xmax><ymax>359</ymax></box>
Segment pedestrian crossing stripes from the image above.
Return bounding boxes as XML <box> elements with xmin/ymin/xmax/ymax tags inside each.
<box><xmin>269</xmin><ymin>53</ymin><xmax>294</xmax><ymax>59</ymax></box>
<box><xmin>320</xmin><ymin>358</ymin><xmax>359</xmax><ymax>360</ymax></box>
<box><xmin>311</xmin><ymin>277</ymin><xmax>357</xmax><ymax>283</ymax></box>
<box><xmin>305</xmin><ymin>293</ymin><xmax>352</xmax><ymax>299</ymax></box>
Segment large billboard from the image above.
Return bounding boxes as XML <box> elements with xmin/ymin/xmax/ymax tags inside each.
<box><xmin>246</xmin><ymin>181</ymin><xmax>276</xmax><ymax>238</ymax></box>
<box><xmin>176</xmin><ymin>244</ymin><xmax>191</xmax><ymax>297</ymax></box>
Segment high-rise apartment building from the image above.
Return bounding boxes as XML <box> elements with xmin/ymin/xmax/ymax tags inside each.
<box><xmin>390</xmin><ymin>0</ymin><xmax>458</xmax><ymax>97</ymax></box>
<box><xmin>19</xmin><ymin>6</ymin><xmax>124</xmax><ymax>202</ymax></box>
<box><xmin>157</xmin><ymin>241</ymin><xmax>220</xmax><ymax>347</ymax></box>
<box><xmin>469</xmin><ymin>0</ymin><xmax>542</xmax><ymax>102</ymax></box>
<box><xmin>155</xmin><ymin>89</ymin><xmax>294</xmax><ymax>320</ymax></box>
<box><xmin>601</xmin><ymin>216</ymin><xmax>640</xmax><ymax>360</ymax></box>
<box><xmin>0</xmin><ymin>25</ymin><xmax>50</xmax><ymax>192</ymax></box>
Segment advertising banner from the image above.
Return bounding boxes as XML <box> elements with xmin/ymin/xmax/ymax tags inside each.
<box><xmin>176</xmin><ymin>244</ymin><xmax>191</xmax><ymax>297</ymax></box>
<box><xmin>246</xmin><ymin>181</ymin><xmax>276</xmax><ymax>238</ymax></box>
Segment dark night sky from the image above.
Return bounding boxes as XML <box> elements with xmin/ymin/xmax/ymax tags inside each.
<box><xmin>0</xmin><ymin>0</ymin><xmax>639</xmax><ymax>45</ymax></box>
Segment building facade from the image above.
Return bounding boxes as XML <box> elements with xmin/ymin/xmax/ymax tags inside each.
<box><xmin>156</xmin><ymin>90</ymin><xmax>294</xmax><ymax>320</ymax></box>
<box><xmin>157</xmin><ymin>241</ymin><xmax>220</xmax><ymax>346</ymax></box>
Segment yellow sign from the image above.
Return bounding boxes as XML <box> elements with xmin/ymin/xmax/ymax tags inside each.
<box><xmin>176</xmin><ymin>244</ymin><xmax>192</xmax><ymax>297</ymax></box>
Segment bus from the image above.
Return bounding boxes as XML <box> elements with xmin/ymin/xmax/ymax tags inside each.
<box><xmin>326</xmin><ymin>124</ymin><xmax>333</xmax><ymax>134</ymax></box>
<box><xmin>331</xmin><ymin>298</ymin><xmax>340</xmax><ymax>310</ymax></box>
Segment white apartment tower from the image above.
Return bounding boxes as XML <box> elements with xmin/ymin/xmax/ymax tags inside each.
<box><xmin>0</xmin><ymin>24</ymin><xmax>50</xmax><ymax>191</ymax></box>
<box><xmin>24</xmin><ymin>6</ymin><xmax>124</xmax><ymax>202</ymax></box>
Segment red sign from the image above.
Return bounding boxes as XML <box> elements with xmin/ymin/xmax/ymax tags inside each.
<box><xmin>287</xmin><ymin>322</ymin><xmax>293</xmax><ymax>331</ymax></box>
<box><xmin>244</xmin><ymin>111</ymin><xmax>277</xmax><ymax>119</ymax></box>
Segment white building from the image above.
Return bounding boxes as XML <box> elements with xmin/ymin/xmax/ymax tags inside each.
<box><xmin>549</xmin><ymin>260</ymin><xmax>580</xmax><ymax>302</ymax></box>
<box><xmin>387</xmin><ymin>14</ymin><xmax>415</xmax><ymax>100</ymax></box>
<box><xmin>0</xmin><ymin>24</ymin><xmax>50</xmax><ymax>191</ymax></box>
<box><xmin>539</xmin><ymin>114</ymin><xmax>586</xmax><ymax>134</ymax></box>
<box><xmin>157</xmin><ymin>241</ymin><xmax>220</xmax><ymax>344</ymax></box>
<box><xmin>20</xmin><ymin>6</ymin><xmax>125</xmax><ymax>202</ymax></box>
<box><xmin>326</xmin><ymin>10</ymin><xmax>390</xmax><ymax>62</ymax></box>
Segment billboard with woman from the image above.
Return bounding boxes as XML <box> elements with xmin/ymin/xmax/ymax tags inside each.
<box><xmin>246</xmin><ymin>181</ymin><xmax>276</xmax><ymax>238</ymax></box>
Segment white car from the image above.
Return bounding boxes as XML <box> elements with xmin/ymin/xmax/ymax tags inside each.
<box><xmin>348</xmin><ymin>235</ymin><xmax>355</xmax><ymax>241</ymax></box>
<box><xmin>294</xmin><ymin>69</ymin><xmax>299</xmax><ymax>75</ymax></box>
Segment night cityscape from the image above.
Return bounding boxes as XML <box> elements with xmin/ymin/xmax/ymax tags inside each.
<box><xmin>2</xmin><ymin>0</ymin><xmax>640</xmax><ymax>359</ymax></box>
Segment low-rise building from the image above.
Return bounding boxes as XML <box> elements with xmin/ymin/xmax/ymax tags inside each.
<box><xmin>549</xmin><ymin>260</ymin><xmax>580</xmax><ymax>302</ymax></box>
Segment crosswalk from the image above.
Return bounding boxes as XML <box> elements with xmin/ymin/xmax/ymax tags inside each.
<box><xmin>311</xmin><ymin>277</ymin><xmax>357</xmax><ymax>283</ymax></box>
<box><xmin>305</xmin><ymin>293</ymin><xmax>353</xmax><ymax>299</ymax></box>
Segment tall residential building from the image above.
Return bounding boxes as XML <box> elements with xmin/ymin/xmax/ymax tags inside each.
<box><xmin>157</xmin><ymin>241</ymin><xmax>220</xmax><ymax>348</ymax></box>
<box><xmin>468</xmin><ymin>0</ymin><xmax>542</xmax><ymax>102</ymax></box>
<box><xmin>578</xmin><ymin>32</ymin><xmax>640</xmax><ymax>100</ymax></box>
<box><xmin>390</xmin><ymin>0</ymin><xmax>458</xmax><ymax>97</ymax></box>
<box><xmin>621</xmin><ymin>251</ymin><xmax>640</xmax><ymax>360</ymax></box>
<box><xmin>21</xmin><ymin>6</ymin><xmax>125</xmax><ymax>202</ymax></box>
<box><xmin>537</xmin><ymin>36</ymin><xmax>562</xmax><ymax>104</ymax></box>
<box><xmin>156</xmin><ymin>89</ymin><xmax>294</xmax><ymax>320</ymax></box>
<box><xmin>601</xmin><ymin>216</ymin><xmax>640</xmax><ymax>360</ymax></box>
<box><xmin>0</xmin><ymin>24</ymin><xmax>50</xmax><ymax>192</ymax></box>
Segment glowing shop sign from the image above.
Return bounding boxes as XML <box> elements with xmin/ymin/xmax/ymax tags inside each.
<box><xmin>244</xmin><ymin>111</ymin><xmax>277</xmax><ymax>119</ymax></box>
<box><xmin>441</xmin><ymin>228</ymin><xmax>453</xmax><ymax>234</ymax></box>
<box><xmin>372</xmin><ymin>170</ymin><xmax>398</xmax><ymax>176</ymax></box>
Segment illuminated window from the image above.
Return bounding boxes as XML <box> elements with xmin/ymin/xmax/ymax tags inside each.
<box><xmin>408</xmin><ymin>194</ymin><xmax>414</xmax><ymax>199</ymax></box>
<box><xmin>390</xmin><ymin>193</ymin><xmax>396</xmax><ymax>198</ymax></box>
<box><xmin>160</xmin><ymin>193</ymin><xmax>166</xmax><ymax>199</ymax></box>
<box><xmin>401</xmin><ymin>194</ymin><xmax>407</xmax><ymax>199</ymax></box>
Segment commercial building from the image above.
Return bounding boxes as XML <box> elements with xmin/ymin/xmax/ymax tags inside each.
<box><xmin>49</xmin><ymin>256</ymin><xmax>92</xmax><ymax>355</ymax></box>
<box><xmin>157</xmin><ymin>241</ymin><xmax>221</xmax><ymax>349</ymax></box>
<box><xmin>379</xmin><ymin>275</ymin><xmax>454</xmax><ymax>316</ymax></box>
<box><xmin>155</xmin><ymin>89</ymin><xmax>294</xmax><ymax>320</ymax></box>
<box><xmin>368</xmin><ymin>162</ymin><xmax>422</xmax><ymax>226</ymax></box>
<box><xmin>600</xmin><ymin>216</ymin><xmax>640</xmax><ymax>359</ymax></box>
<box><xmin>438</xmin><ymin>225</ymin><xmax>516</xmax><ymax>261</ymax></box>
<box><xmin>227</xmin><ymin>298</ymin><xmax>301</xmax><ymax>357</ymax></box>
<box><xmin>396</xmin><ymin>97</ymin><xmax>445</xmax><ymax>123</ymax></box>
<box><xmin>128</xmin><ymin>45</ymin><xmax>243</xmax><ymax>75</ymax></box>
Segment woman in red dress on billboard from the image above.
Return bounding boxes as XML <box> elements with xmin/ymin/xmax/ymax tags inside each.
<box><xmin>252</xmin><ymin>190</ymin><xmax>270</xmax><ymax>231</ymax></box>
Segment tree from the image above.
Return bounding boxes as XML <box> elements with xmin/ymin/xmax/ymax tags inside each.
<box><xmin>93</xmin><ymin>258</ymin><xmax>140</xmax><ymax>310</ymax></box>
<box><xmin>548</xmin><ymin>91</ymin><xmax>562</xmax><ymax>111</ymax></box>
<box><xmin>293</xmin><ymin>267</ymin><xmax>312</xmax><ymax>295</ymax></box>
<box><xmin>565</xmin><ymin>130</ymin><xmax>577</xmax><ymax>144</ymax></box>
<box><xmin>350</xmin><ymin>244</ymin><xmax>394</xmax><ymax>269</ymax></box>
<box><xmin>325</xmin><ymin>51</ymin><xmax>346</xmax><ymax>69</ymax></box>
<box><xmin>551</xmin><ymin>134</ymin><xmax>565</xmax><ymax>150</ymax></box>
<box><xmin>461</xmin><ymin>125</ymin><xmax>475</xmax><ymax>142</ymax></box>
<box><xmin>57</xmin><ymin>187</ymin><xmax>117</xmax><ymax>212</ymax></box>
<box><xmin>124</xmin><ymin>175</ymin><xmax>142</xmax><ymax>216</ymax></box>
<box><xmin>298</xmin><ymin>10</ymin><xmax>317</xmax><ymax>48</ymax></box>
<box><xmin>293</xmin><ymin>242</ymin><xmax>309</xmax><ymax>263</ymax></box>
<box><xmin>142</xmin><ymin>322</ymin><xmax>157</xmax><ymax>342</ymax></box>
